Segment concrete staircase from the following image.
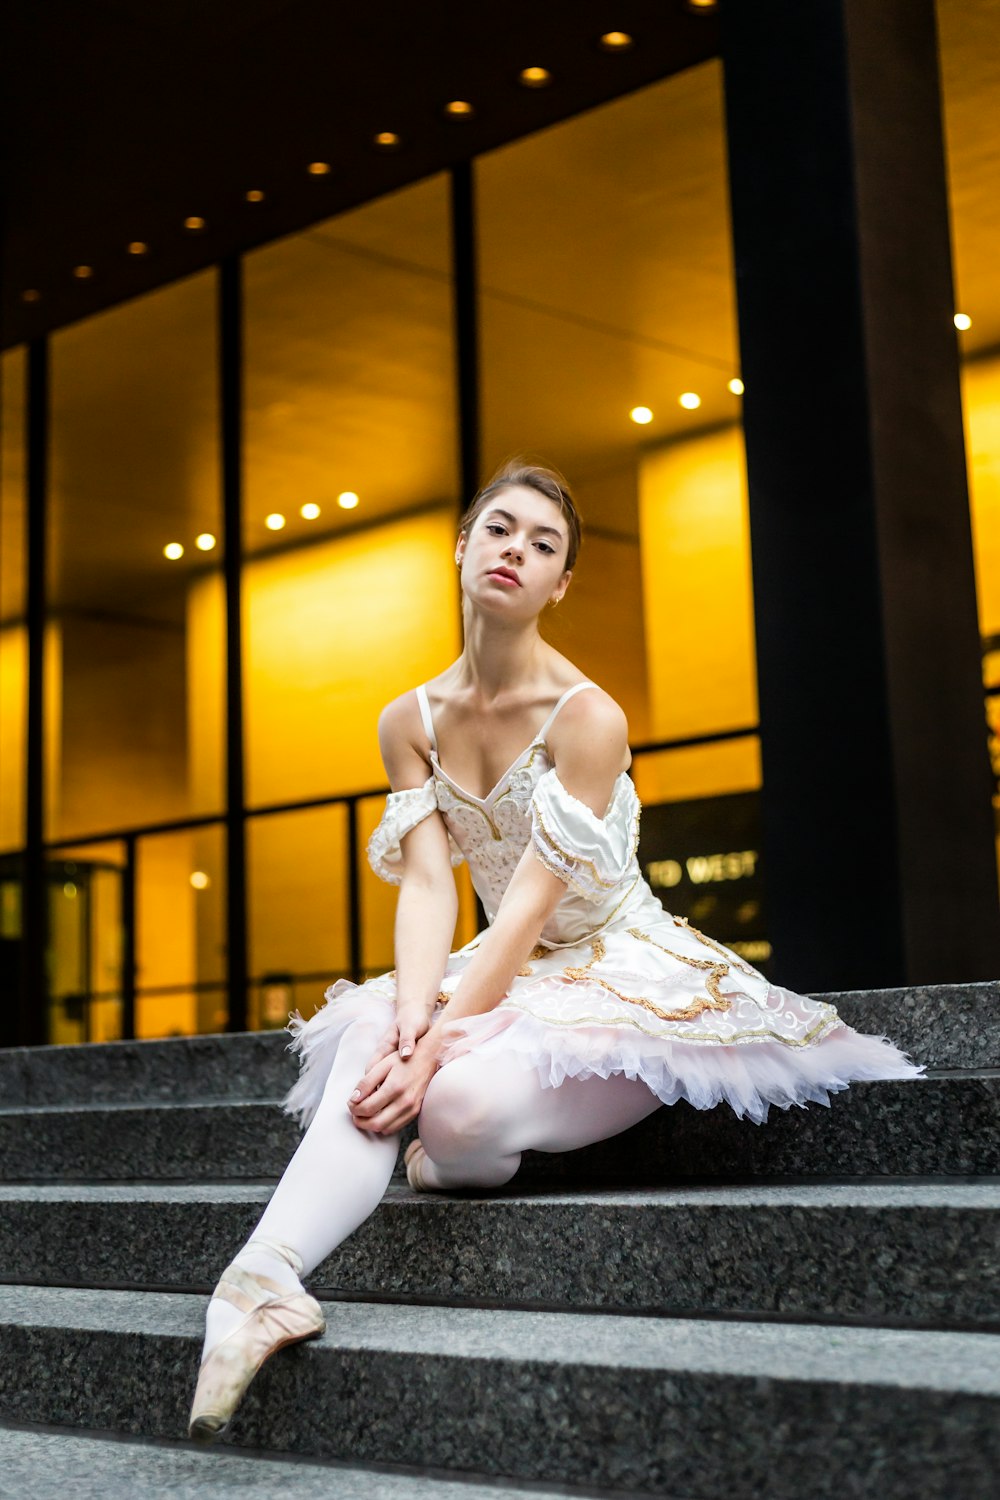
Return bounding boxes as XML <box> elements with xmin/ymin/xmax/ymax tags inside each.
<box><xmin>1</xmin><ymin>981</ymin><xmax>999</xmax><ymax>1498</ymax></box>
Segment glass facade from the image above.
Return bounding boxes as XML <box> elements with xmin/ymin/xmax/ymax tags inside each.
<box><xmin>3</xmin><ymin>40</ymin><xmax>997</xmax><ymax>1044</ymax></box>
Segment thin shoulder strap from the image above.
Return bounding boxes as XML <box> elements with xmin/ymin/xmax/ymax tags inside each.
<box><xmin>537</xmin><ymin>681</ymin><xmax>598</xmax><ymax>743</ymax></box>
<box><xmin>414</xmin><ymin>683</ymin><xmax>437</xmax><ymax>753</ymax></box>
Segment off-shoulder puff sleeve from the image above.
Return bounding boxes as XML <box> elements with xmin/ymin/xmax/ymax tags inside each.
<box><xmin>528</xmin><ymin>766</ymin><xmax>640</xmax><ymax>902</ymax></box>
<box><xmin>366</xmin><ymin>778</ymin><xmax>465</xmax><ymax>885</ymax></box>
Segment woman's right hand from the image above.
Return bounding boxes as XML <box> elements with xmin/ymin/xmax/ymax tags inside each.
<box><xmin>364</xmin><ymin>1003</ymin><xmax>431</xmax><ymax>1071</ymax></box>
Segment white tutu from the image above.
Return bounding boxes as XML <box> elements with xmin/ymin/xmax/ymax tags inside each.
<box><xmin>284</xmin><ymin>680</ymin><xmax>926</xmax><ymax>1130</ymax></box>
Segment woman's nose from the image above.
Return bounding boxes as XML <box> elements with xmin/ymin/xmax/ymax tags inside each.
<box><xmin>502</xmin><ymin>540</ymin><xmax>524</xmax><ymax>560</ymax></box>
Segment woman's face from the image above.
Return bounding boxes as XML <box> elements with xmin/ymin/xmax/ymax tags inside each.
<box><xmin>455</xmin><ymin>486</ymin><xmax>572</xmax><ymax>617</ymax></box>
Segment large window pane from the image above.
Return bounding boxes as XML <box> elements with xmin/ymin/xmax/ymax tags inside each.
<box><xmin>938</xmin><ymin>0</ymin><xmax>1000</xmax><ymax>865</ymax></box>
<box><xmin>247</xmin><ymin>805</ymin><xmax>349</xmax><ymax>1029</ymax></box>
<box><xmin>243</xmin><ymin>176</ymin><xmax>460</xmax><ymax>811</ymax></box>
<box><xmin>47</xmin><ymin>271</ymin><xmax>225</xmax><ymax>844</ymax></box>
<box><xmin>478</xmin><ymin>64</ymin><xmax>753</xmax><ymax>746</ymax></box>
<box><xmin>1</xmin><ymin>346</ymin><xmax>27</xmax><ymax>855</ymax></box>
<box><xmin>478</xmin><ymin>64</ymin><xmax>760</xmax><ymax>943</ymax></box>
<box><xmin>135</xmin><ymin>824</ymin><xmax>226</xmax><ymax>1039</ymax></box>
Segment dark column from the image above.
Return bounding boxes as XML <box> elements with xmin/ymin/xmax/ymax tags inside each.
<box><xmin>220</xmin><ymin>258</ymin><xmax>249</xmax><ymax>1031</ymax></box>
<box><xmin>720</xmin><ymin>0</ymin><xmax>1000</xmax><ymax>989</ymax></box>
<box><xmin>20</xmin><ymin>339</ymin><xmax>49</xmax><ymax>1046</ymax></box>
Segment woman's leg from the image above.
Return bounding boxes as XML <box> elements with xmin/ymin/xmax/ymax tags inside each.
<box><xmin>416</xmin><ymin>1050</ymin><xmax>662</xmax><ymax>1190</ymax></box>
<box><xmin>201</xmin><ymin>1015</ymin><xmax>399</xmax><ymax>1359</ymax></box>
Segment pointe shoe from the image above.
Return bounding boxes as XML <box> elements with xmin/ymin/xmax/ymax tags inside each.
<box><xmin>404</xmin><ymin>1137</ymin><xmax>430</xmax><ymax>1192</ymax></box>
<box><xmin>188</xmin><ymin>1251</ymin><xmax>325</xmax><ymax>1442</ymax></box>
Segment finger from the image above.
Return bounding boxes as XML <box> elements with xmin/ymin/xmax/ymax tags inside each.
<box><xmin>349</xmin><ymin>1066</ymin><xmax>402</xmax><ymax>1118</ymax></box>
<box><xmin>364</xmin><ymin>1035</ymin><xmax>398</xmax><ymax>1072</ymax></box>
<box><xmin>348</xmin><ymin>1054</ymin><xmax>394</xmax><ymax>1106</ymax></box>
<box><xmin>355</xmin><ymin>1094</ymin><xmax>418</xmax><ymax>1135</ymax></box>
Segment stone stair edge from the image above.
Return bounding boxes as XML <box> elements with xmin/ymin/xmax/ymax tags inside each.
<box><xmin>3</xmin><ymin>1179</ymin><xmax>1000</xmax><ymax>1328</ymax></box>
<box><xmin>3</xmin><ymin>1285</ymin><xmax>1000</xmax><ymax>1390</ymax></box>
<box><xmin>0</xmin><ymin>977</ymin><xmax>997</xmax><ymax>1108</ymax></box>
<box><xmin>0</xmin><ymin>1421</ymin><xmax>607</xmax><ymax>1500</ymax></box>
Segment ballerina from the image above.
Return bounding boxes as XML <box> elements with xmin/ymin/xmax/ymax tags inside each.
<box><xmin>188</xmin><ymin>458</ymin><xmax>925</xmax><ymax>1440</ymax></box>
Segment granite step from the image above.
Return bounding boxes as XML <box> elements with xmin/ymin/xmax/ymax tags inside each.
<box><xmin>1</xmin><ymin>1073</ymin><xmax>997</xmax><ymax>1186</ymax></box>
<box><xmin>2</xmin><ymin>1181</ymin><xmax>998</xmax><ymax>1330</ymax></box>
<box><xmin>0</xmin><ymin>1286</ymin><xmax>997</xmax><ymax>1498</ymax></box>
<box><xmin>0</xmin><ymin>979</ymin><xmax>995</xmax><ymax>1109</ymax></box>
<box><xmin>0</xmin><ymin>1421</ymin><xmax>600</xmax><ymax>1500</ymax></box>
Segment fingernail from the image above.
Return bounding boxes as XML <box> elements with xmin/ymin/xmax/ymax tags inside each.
<box><xmin>400</xmin><ymin>1046</ymin><xmax>412</xmax><ymax>1058</ymax></box>
<box><xmin>349</xmin><ymin>1090</ymin><xmax>361</xmax><ymax>1101</ymax></box>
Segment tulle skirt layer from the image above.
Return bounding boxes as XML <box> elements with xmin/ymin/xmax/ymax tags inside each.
<box><xmin>283</xmin><ymin>909</ymin><xmax>926</xmax><ymax>1130</ymax></box>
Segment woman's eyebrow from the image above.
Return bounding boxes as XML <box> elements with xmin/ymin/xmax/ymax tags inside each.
<box><xmin>485</xmin><ymin>506</ymin><xmax>564</xmax><ymax>540</ymax></box>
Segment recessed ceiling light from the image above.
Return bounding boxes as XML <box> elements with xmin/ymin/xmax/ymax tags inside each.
<box><xmin>685</xmin><ymin>0</ymin><xmax>718</xmax><ymax>11</ymax></box>
<box><xmin>728</xmin><ymin>378</ymin><xmax>745</xmax><ymax>395</ymax></box>
<box><xmin>184</xmin><ymin>217</ymin><xmax>206</xmax><ymax>231</ymax></box>
<box><xmin>195</xmin><ymin>533</ymin><xmax>216</xmax><ymax>551</ymax></box>
<box><xmin>338</xmin><ymin>491</ymin><xmax>360</xmax><ymax>509</ymax></box>
<box><xmin>190</xmin><ymin>870</ymin><xmax>210</xmax><ymax>890</ymax></box>
<box><xmin>164</xmin><ymin>542</ymin><xmax>184</xmax><ymax>560</ymax></box>
<box><xmin>679</xmin><ymin>392</ymin><xmax>701</xmax><ymax>409</ymax></box>
<box><xmin>374</xmin><ymin>131</ymin><xmax>401</xmax><ymax>149</ymax></box>
<box><xmin>519</xmin><ymin>66</ymin><xmax>551</xmax><ymax>88</ymax></box>
<box><xmin>265</xmin><ymin>513</ymin><xmax>286</xmax><ymax>530</ymax></box>
<box><xmin>307</xmin><ymin>162</ymin><xmax>331</xmax><ymax>176</ymax></box>
<box><xmin>300</xmin><ymin>503</ymin><xmax>321</xmax><ymax>520</ymax></box>
<box><xmin>629</xmin><ymin>406</ymin><xmax>653</xmax><ymax>425</ymax></box>
<box><xmin>954</xmin><ymin>312</ymin><xmax>972</xmax><ymax>330</ymax></box>
<box><xmin>600</xmin><ymin>32</ymin><xmax>633</xmax><ymax>51</ymax></box>
<box><xmin>72</xmin><ymin>265</ymin><xmax>95</xmax><ymax>279</ymax></box>
<box><xmin>21</xmin><ymin>289</ymin><xmax>42</xmax><ymax>303</ymax></box>
<box><xmin>444</xmin><ymin>100</ymin><xmax>475</xmax><ymax>117</ymax></box>
<box><xmin>246</xmin><ymin>189</ymin><xmax>266</xmax><ymax>203</ymax></box>
<box><xmin>127</xmin><ymin>241</ymin><xmax>149</xmax><ymax>256</ymax></box>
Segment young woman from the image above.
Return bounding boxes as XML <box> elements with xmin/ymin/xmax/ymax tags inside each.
<box><xmin>188</xmin><ymin>459</ymin><xmax>925</xmax><ymax>1440</ymax></box>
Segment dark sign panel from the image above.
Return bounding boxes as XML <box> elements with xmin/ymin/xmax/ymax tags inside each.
<box><xmin>637</xmin><ymin>790</ymin><xmax>771</xmax><ymax>977</ymax></box>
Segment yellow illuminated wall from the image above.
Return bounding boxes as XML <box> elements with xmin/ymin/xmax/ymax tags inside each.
<box><xmin>637</xmin><ymin>425</ymin><xmax>761</xmax><ymax>804</ymax></box>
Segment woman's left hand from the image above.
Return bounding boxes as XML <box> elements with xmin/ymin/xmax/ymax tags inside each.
<box><xmin>348</xmin><ymin>1032</ymin><xmax>440</xmax><ymax>1135</ymax></box>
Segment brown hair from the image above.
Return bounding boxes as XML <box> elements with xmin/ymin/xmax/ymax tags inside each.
<box><xmin>458</xmin><ymin>459</ymin><xmax>582</xmax><ymax>571</ymax></box>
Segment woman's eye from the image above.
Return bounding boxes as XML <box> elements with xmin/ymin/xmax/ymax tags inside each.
<box><xmin>537</xmin><ymin>542</ymin><xmax>554</xmax><ymax>554</ymax></box>
<box><xmin>485</xmin><ymin>524</ymin><xmax>506</xmax><ymax>535</ymax></box>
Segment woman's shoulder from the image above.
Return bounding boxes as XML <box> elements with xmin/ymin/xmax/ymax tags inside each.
<box><xmin>547</xmin><ymin>677</ymin><xmax>631</xmax><ymax>773</ymax></box>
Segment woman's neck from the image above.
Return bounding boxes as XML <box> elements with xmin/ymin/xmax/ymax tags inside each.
<box><xmin>454</xmin><ymin>606</ymin><xmax>549</xmax><ymax>703</ymax></box>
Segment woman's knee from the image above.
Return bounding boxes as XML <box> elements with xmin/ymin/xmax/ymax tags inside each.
<box><xmin>418</xmin><ymin>1063</ymin><xmax>500</xmax><ymax>1165</ymax></box>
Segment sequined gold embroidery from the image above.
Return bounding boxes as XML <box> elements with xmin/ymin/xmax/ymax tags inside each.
<box><xmin>559</xmin><ymin>933</ymin><xmax>734</xmax><ymax>1023</ymax></box>
<box><xmin>516</xmin><ymin>941</ymin><xmax>550</xmax><ymax>977</ymax></box>
<box><xmin>499</xmin><ymin>997</ymin><xmax>842</xmax><ymax>1047</ymax></box>
<box><xmin>667</xmin><ymin>913</ymin><xmax>759</xmax><ymax>977</ymax></box>
<box><xmin>626</xmin><ymin>926</ymin><xmax>735</xmax><ymax>1009</ymax></box>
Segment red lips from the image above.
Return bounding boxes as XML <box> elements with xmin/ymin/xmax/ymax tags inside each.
<box><xmin>488</xmin><ymin>567</ymin><xmax>521</xmax><ymax>585</ymax></box>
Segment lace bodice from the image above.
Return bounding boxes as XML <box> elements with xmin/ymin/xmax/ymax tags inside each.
<box><xmin>367</xmin><ymin>681</ymin><xmax>653</xmax><ymax>948</ymax></box>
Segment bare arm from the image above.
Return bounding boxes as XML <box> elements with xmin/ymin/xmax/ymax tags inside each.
<box><xmin>369</xmin><ymin>693</ymin><xmax>460</xmax><ymax>1059</ymax></box>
